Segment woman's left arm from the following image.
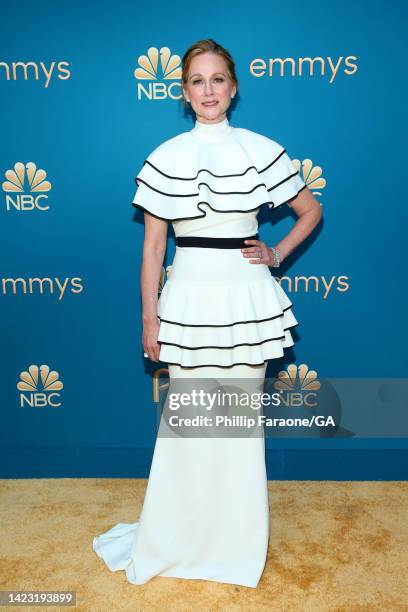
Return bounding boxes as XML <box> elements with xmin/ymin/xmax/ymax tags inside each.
<box><xmin>273</xmin><ymin>186</ymin><xmax>323</xmax><ymax>263</ymax></box>
<box><xmin>242</xmin><ymin>187</ymin><xmax>323</xmax><ymax>265</ymax></box>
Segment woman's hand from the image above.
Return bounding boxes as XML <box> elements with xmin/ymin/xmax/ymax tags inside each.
<box><xmin>241</xmin><ymin>239</ymin><xmax>278</xmax><ymax>266</ymax></box>
<box><xmin>142</xmin><ymin>317</ymin><xmax>161</xmax><ymax>362</ymax></box>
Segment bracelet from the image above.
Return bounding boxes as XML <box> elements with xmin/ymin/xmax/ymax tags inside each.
<box><xmin>270</xmin><ymin>246</ymin><xmax>281</xmax><ymax>268</ymax></box>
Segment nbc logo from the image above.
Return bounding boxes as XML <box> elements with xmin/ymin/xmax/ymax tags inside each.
<box><xmin>17</xmin><ymin>364</ymin><xmax>63</xmax><ymax>408</ymax></box>
<box><xmin>292</xmin><ymin>159</ymin><xmax>326</xmax><ymax>205</ymax></box>
<box><xmin>2</xmin><ymin>162</ymin><xmax>52</xmax><ymax>211</ymax></box>
<box><xmin>274</xmin><ymin>363</ymin><xmax>321</xmax><ymax>407</ymax></box>
<box><xmin>134</xmin><ymin>47</ymin><xmax>182</xmax><ymax>100</ymax></box>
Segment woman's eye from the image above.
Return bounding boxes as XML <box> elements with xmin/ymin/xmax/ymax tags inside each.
<box><xmin>192</xmin><ymin>78</ymin><xmax>224</xmax><ymax>85</ymax></box>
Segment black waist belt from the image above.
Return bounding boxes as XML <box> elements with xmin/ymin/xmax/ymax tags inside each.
<box><xmin>176</xmin><ymin>234</ymin><xmax>258</xmax><ymax>249</ymax></box>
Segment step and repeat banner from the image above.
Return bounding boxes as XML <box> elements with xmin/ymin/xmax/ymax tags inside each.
<box><xmin>1</xmin><ymin>0</ymin><xmax>405</xmax><ymax>476</ymax></box>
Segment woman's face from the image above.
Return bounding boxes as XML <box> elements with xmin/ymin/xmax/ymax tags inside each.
<box><xmin>183</xmin><ymin>52</ymin><xmax>236</xmax><ymax>124</ymax></box>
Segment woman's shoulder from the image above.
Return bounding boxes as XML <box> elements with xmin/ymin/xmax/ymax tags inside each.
<box><xmin>141</xmin><ymin>124</ymin><xmax>289</xmax><ymax>173</ymax></box>
<box><xmin>232</xmin><ymin>126</ymin><xmax>286</xmax><ymax>154</ymax></box>
<box><xmin>145</xmin><ymin>130</ymin><xmax>193</xmax><ymax>161</ymax></box>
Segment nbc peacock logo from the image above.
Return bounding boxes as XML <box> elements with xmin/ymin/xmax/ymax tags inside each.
<box><xmin>17</xmin><ymin>364</ymin><xmax>63</xmax><ymax>408</ymax></box>
<box><xmin>274</xmin><ymin>363</ymin><xmax>321</xmax><ymax>407</ymax></box>
<box><xmin>134</xmin><ymin>46</ymin><xmax>182</xmax><ymax>101</ymax></box>
<box><xmin>2</xmin><ymin>162</ymin><xmax>52</xmax><ymax>211</ymax></box>
<box><xmin>292</xmin><ymin>158</ymin><xmax>326</xmax><ymax>205</ymax></box>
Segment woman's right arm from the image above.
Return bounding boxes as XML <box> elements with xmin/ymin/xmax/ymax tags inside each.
<box><xmin>140</xmin><ymin>212</ymin><xmax>168</xmax><ymax>362</ymax></box>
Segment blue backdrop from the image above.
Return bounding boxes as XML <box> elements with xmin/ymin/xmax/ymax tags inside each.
<box><xmin>1</xmin><ymin>0</ymin><xmax>406</xmax><ymax>479</ymax></box>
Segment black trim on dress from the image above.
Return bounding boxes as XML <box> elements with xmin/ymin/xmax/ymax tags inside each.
<box><xmin>134</xmin><ymin>170</ymin><xmax>302</xmax><ymax>199</ymax></box>
<box><xmin>139</xmin><ymin>149</ymin><xmax>288</xmax><ymax>181</ymax></box>
<box><xmin>131</xmin><ymin>183</ymin><xmax>307</xmax><ymax>221</ymax></box>
<box><xmin>165</xmin><ymin>360</ymin><xmax>269</xmax><ymax>368</ymax></box>
<box><xmin>157</xmin><ymin>308</ymin><xmax>295</xmax><ymax>327</ymax></box>
<box><xmin>158</xmin><ymin>328</ymin><xmax>298</xmax><ymax>350</ymax></box>
<box><xmin>175</xmin><ymin>234</ymin><xmax>258</xmax><ymax>249</ymax></box>
<box><xmin>131</xmin><ymin>201</ymin><xmax>269</xmax><ymax>221</ymax></box>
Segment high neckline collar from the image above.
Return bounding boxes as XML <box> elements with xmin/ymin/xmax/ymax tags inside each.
<box><xmin>190</xmin><ymin>116</ymin><xmax>232</xmax><ymax>142</ymax></box>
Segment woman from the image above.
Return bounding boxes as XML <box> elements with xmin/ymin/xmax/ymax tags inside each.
<box><xmin>93</xmin><ymin>39</ymin><xmax>322</xmax><ymax>588</ymax></box>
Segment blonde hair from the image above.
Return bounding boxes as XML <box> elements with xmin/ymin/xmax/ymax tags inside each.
<box><xmin>181</xmin><ymin>38</ymin><xmax>239</xmax><ymax>110</ymax></box>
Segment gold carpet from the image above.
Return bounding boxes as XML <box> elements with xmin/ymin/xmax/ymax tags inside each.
<box><xmin>1</xmin><ymin>479</ymin><xmax>407</xmax><ymax>611</ymax></box>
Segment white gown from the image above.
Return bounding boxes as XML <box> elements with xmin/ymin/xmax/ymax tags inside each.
<box><xmin>92</xmin><ymin>116</ymin><xmax>306</xmax><ymax>588</ymax></box>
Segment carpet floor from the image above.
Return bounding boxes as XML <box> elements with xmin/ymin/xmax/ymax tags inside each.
<box><xmin>1</xmin><ymin>479</ymin><xmax>407</xmax><ymax>611</ymax></box>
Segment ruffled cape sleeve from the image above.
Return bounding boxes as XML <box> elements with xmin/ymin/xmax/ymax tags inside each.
<box><xmin>260</xmin><ymin>148</ymin><xmax>307</xmax><ymax>209</ymax></box>
<box><xmin>131</xmin><ymin>129</ymin><xmax>307</xmax><ymax>220</ymax></box>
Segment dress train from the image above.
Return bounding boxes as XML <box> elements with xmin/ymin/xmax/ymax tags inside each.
<box><xmin>93</xmin><ymin>362</ymin><xmax>270</xmax><ymax>588</ymax></box>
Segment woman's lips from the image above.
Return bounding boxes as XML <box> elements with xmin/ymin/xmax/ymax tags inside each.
<box><xmin>202</xmin><ymin>101</ymin><xmax>218</xmax><ymax>106</ymax></box>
